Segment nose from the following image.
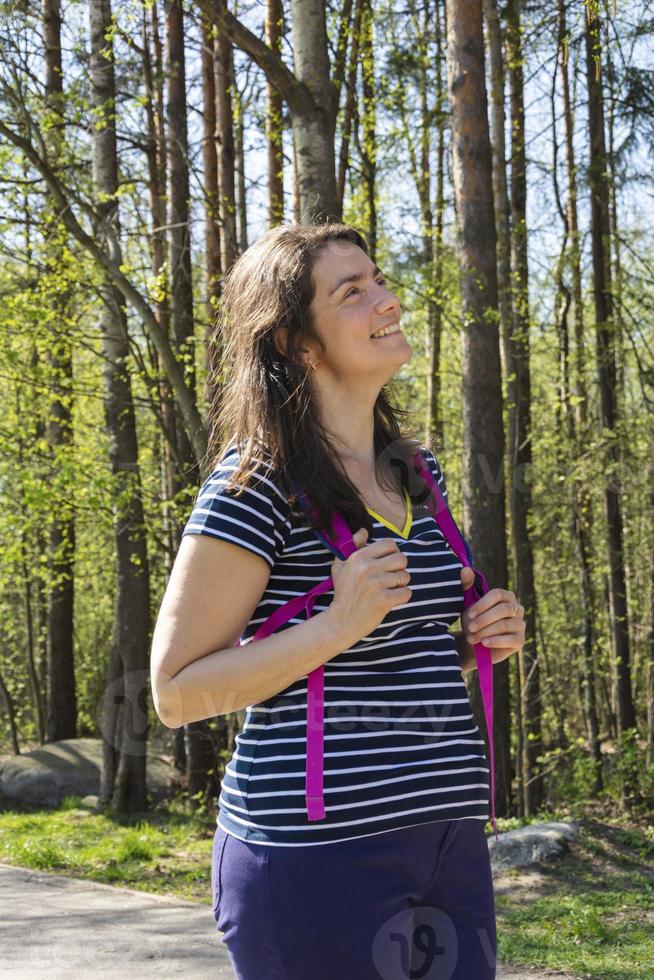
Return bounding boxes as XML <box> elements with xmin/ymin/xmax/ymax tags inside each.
<box><xmin>375</xmin><ymin>283</ymin><xmax>400</xmax><ymax>315</ymax></box>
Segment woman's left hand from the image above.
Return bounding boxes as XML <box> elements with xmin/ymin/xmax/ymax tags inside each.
<box><xmin>460</xmin><ymin>567</ymin><xmax>525</xmax><ymax>664</ymax></box>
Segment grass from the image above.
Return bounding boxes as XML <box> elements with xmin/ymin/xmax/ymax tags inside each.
<box><xmin>493</xmin><ymin>817</ymin><xmax>654</xmax><ymax>979</ymax></box>
<box><xmin>0</xmin><ymin>794</ymin><xmax>216</xmax><ymax>901</ymax></box>
<box><xmin>0</xmin><ymin>796</ymin><xmax>652</xmax><ymax>977</ymax></box>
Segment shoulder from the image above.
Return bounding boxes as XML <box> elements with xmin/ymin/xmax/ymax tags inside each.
<box><xmin>182</xmin><ymin>445</ymin><xmax>292</xmax><ymax>570</ymax></box>
<box><xmin>415</xmin><ymin>446</ymin><xmax>449</xmax><ymax>498</ymax></box>
<box><xmin>203</xmin><ymin>444</ymin><xmax>290</xmax><ymax>512</ymax></box>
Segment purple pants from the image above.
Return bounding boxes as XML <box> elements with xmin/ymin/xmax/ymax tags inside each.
<box><xmin>211</xmin><ymin>817</ymin><xmax>497</xmax><ymax>980</ymax></box>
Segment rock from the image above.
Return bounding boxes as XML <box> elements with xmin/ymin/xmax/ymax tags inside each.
<box><xmin>488</xmin><ymin>821</ymin><xmax>580</xmax><ymax>873</ymax></box>
<box><xmin>0</xmin><ymin>738</ymin><xmax>174</xmax><ymax>808</ymax></box>
<box><xmin>79</xmin><ymin>795</ymin><xmax>101</xmax><ymax>811</ymax></box>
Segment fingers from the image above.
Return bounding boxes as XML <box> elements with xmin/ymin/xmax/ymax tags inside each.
<box><xmin>467</xmin><ymin>596</ymin><xmax>522</xmax><ymax>632</ymax></box>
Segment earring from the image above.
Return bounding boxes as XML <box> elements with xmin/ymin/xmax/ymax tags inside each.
<box><xmin>308</xmin><ymin>359</ymin><xmax>318</xmax><ymax>372</ymax></box>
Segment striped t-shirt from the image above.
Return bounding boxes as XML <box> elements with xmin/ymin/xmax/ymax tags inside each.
<box><xmin>181</xmin><ymin>445</ymin><xmax>490</xmax><ymax>846</ymax></box>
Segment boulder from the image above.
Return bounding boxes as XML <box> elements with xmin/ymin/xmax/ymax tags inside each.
<box><xmin>0</xmin><ymin>738</ymin><xmax>174</xmax><ymax>808</ymax></box>
<box><xmin>488</xmin><ymin>821</ymin><xmax>580</xmax><ymax>873</ymax></box>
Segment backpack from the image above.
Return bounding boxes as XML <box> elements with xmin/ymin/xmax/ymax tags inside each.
<box><xmin>235</xmin><ymin>450</ymin><xmax>498</xmax><ymax>840</ymax></box>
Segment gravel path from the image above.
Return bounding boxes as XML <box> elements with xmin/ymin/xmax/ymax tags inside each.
<box><xmin>0</xmin><ymin>862</ymin><xmax>581</xmax><ymax>979</ymax></box>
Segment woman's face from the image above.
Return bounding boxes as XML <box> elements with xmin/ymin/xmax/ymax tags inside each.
<box><xmin>306</xmin><ymin>241</ymin><xmax>412</xmax><ymax>384</ymax></box>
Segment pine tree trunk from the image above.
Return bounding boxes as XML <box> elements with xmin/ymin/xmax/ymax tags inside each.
<box><xmin>425</xmin><ymin>0</ymin><xmax>445</xmax><ymax>450</ymax></box>
<box><xmin>505</xmin><ymin>0</ymin><xmax>543</xmax><ymax>818</ymax></box>
<box><xmin>337</xmin><ymin>0</ymin><xmax>364</xmax><ymax>209</ymax></box>
<box><xmin>89</xmin><ymin>0</ymin><xmax>151</xmax><ymax>814</ymax></box>
<box><xmin>360</xmin><ymin>0</ymin><xmax>376</xmax><ymax>260</ymax></box>
<box><xmin>200</xmin><ymin>9</ymin><xmax>222</xmax><ymax>331</ymax></box>
<box><xmin>265</xmin><ymin>0</ymin><xmax>284</xmax><ymax>226</ymax></box>
<box><xmin>558</xmin><ymin>0</ymin><xmax>602</xmax><ymax>793</ymax></box>
<box><xmin>43</xmin><ymin>0</ymin><xmax>77</xmax><ymax>744</ymax></box>
<box><xmin>214</xmin><ymin>3</ymin><xmax>238</xmax><ymax>271</ymax></box>
<box><xmin>143</xmin><ymin>1</ymin><xmax>178</xmax><ymax>584</ymax></box>
<box><xmin>484</xmin><ymin>0</ymin><xmax>523</xmax><ymax>810</ymax></box>
<box><xmin>234</xmin><ymin>87</ymin><xmax>248</xmax><ymax>253</ymax></box>
<box><xmin>445</xmin><ymin>0</ymin><xmax>511</xmax><ymax>819</ymax></box>
<box><xmin>584</xmin><ymin>4</ymin><xmax>637</xmax><ymax>753</ymax></box>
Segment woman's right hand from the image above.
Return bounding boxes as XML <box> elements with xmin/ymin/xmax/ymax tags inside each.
<box><xmin>327</xmin><ymin>527</ymin><xmax>411</xmax><ymax>647</ymax></box>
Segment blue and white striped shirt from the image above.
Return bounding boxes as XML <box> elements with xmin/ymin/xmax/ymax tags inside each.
<box><xmin>182</xmin><ymin>445</ymin><xmax>490</xmax><ymax>846</ymax></box>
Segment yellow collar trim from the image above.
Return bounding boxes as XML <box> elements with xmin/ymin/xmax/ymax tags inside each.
<box><xmin>365</xmin><ymin>486</ymin><xmax>412</xmax><ymax>539</ymax></box>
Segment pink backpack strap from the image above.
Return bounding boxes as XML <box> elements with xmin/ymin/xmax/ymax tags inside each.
<box><xmin>238</xmin><ymin>455</ymin><xmax>498</xmax><ymax>840</ymax></box>
<box><xmin>411</xmin><ymin>451</ymin><xmax>498</xmax><ymax>841</ymax></box>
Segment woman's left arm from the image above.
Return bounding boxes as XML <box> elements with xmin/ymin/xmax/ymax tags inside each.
<box><xmin>453</xmin><ymin>568</ymin><xmax>526</xmax><ymax>672</ymax></box>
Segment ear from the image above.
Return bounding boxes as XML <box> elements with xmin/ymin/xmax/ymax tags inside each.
<box><xmin>272</xmin><ymin>326</ymin><xmax>289</xmax><ymax>359</ymax></box>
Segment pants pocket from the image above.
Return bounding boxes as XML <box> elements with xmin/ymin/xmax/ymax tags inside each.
<box><xmin>211</xmin><ymin>827</ymin><xmax>229</xmax><ymax>923</ymax></box>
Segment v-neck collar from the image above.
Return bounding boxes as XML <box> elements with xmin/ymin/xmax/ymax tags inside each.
<box><xmin>365</xmin><ymin>486</ymin><xmax>412</xmax><ymax>539</ymax></box>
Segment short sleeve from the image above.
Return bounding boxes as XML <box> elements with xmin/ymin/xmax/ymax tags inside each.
<box><xmin>420</xmin><ymin>448</ymin><xmax>449</xmax><ymax>501</ymax></box>
<box><xmin>420</xmin><ymin>447</ymin><xmax>475</xmax><ymax>565</ymax></box>
<box><xmin>182</xmin><ymin>448</ymin><xmax>291</xmax><ymax>571</ymax></box>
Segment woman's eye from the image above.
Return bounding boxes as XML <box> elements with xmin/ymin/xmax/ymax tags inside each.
<box><xmin>345</xmin><ymin>287</ymin><xmax>360</xmax><ymax>298</ymax></box>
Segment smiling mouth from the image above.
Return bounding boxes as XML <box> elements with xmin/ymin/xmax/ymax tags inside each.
<box><xmin>371</xmin><ymin>322</ymin><xmax>402</xmax><ymax>339</ymax></box>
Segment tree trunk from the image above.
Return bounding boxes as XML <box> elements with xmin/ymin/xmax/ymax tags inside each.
<box><xmin>0</xmin><ymin>662</ymin><xmax>20</xmax><ymax>756</ymax></box>
<box><xmin>425</xmin><ymin>0</ymin><xmax>446</xmax><ymax>450</ymax></box>
<box><xmin>359</xmin><ymin>0</ymin><xmax>376</xmax><ymax>260</ymax></box>
<box><xmin>43</xmin><ymin>0</ymin><xmax>77</xmax><ymax>744</ymax></box>
<box><xmin>558</xmin><ymin>0</ymin><xmax>602</xmax><ymax>793</ymax></box>
<box><xmin>337</xmin><ymin>0</ymin><xmax>364</xmax><ymax>210</ymax></box>
<box><xmin>265</xmin><ymin>0</ymin><xmax>284</xmax><ymax>226</ymax></box>
<box><xmin>89</xmin><ymin>0</ymin><xmax>151</xmax><ymax>813</ymax></box>
<box><xmin>505</xmin><ymin>0</ymin><xmax>542</xmax><ymax>818</ymax></box>
<box><xmin>142</xmin><ymin>0</ymin><xmax>178</xmax><ymax>584</ymax></box>
<box><xmin>197</xmin><ymin>0</ymin><xmax>340</xmax><ymax>223</ymax></box>
<box><xmin>214</xmin><ymin>2</ymin><xmax>238</xmax><ymax>272</ymax></box>
<box><xmin>584</xmin><ymin>5</ymin><xmax>638</xmax><ymax>765</ymax></box>
<box><xmin>445</xmin><ymin>0</ymin><xmax>511</xmax><ymax>819</ymax></box>
<box><xmin>200</xmin><ymin>8</ymin><xmax>222</xmax><ymax>331</ymax></box>
<box><xmin>234</xmin><ymin>84</ymin><xmax>248</xmax><ymax>253</ymax></box>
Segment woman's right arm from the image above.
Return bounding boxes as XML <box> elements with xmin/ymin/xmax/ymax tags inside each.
<box><xmin>150</xmin><ymin>534</ymin><xmax>354</xmax><ymax>728</ymax></box>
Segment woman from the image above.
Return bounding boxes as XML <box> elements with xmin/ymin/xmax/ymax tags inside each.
<box><xmin>151</xmin><ymin>223</ymin><xmax>525</xmax><ymax>980</ymax></box>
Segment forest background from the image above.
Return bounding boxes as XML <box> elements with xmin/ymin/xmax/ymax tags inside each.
<box><xmin>0</xmin><ymin>0</ymin><xmax>652</xmax><ymax>834</ymax></box>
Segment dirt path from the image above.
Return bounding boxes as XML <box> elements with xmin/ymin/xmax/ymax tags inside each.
<box><xmin>0</xmin><ymin>860</ymin><xmax>585</xmax><ymax>979</ymax></box>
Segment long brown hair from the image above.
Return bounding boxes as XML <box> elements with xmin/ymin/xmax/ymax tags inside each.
<box><xmin>202</xmin><ymin>223</ymin><xmax>434</xmax><ymax>536</ymax></box>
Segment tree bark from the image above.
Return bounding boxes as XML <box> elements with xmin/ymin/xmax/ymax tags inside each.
<box><xmin>42</xmin><ymin>0</ymin><xmax>77</xmax><ymax>744</ymax></box>
<box><xmin>89</xmin><ymin>0</ymin><xmax>151</xmax><ymax>813</ymax></box>
<box><xmin>558</xmin><ymin>0</ymin><xmax>602</xmax><ymax>793</ymax></box>
<box><xmin>584</xmin><ymin>3</ymin><xmax>637</xmax><ymax>755</ymax></box>
<box><xmin>337</xmin><ymin>0</ymin><xmax>364</xmax><ymax>210</ymax></box>
<box><xmin>505</xmin><ymin>0</ymin><xmax>542</xmax><ymax>817</ymax></box>
<box><xmin>445</xmin><ymin>0</ymin><xmax>511</xmax><ymax>819</ymax></box>
<box><xmin>265</xmin><ymin>0</ymin><xmax>284</xmax><ymax>226</ymax></box>
<box><xmin>200</xmin><ymin>7</ymin><xmax>222</xmax><ymax>330</ymax></box>
<box><xmin>214</xmin><ymin>3</ymin><xmax>238</xmax><ymax>271</ymax></box>
<box><xmin>359</xmin><ymin>0</ymin><xmax>376</xmax><ymax>259</ymax></box>
<box><xmin>197</xmin><ymin>0</ymin><xmax>340</xmax><ymax>222</ymax></box>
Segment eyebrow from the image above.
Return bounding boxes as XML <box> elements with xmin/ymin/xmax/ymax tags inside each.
<box><xmin>327</xmin><ymin>264</ymin><xmax>383</xmax><ymax>297</ymax></box>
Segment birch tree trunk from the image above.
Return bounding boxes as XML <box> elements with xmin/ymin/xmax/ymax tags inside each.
<box><xmin>89</xmin><ymin>0</ymin><xmax>151</xmax><ymax>813</ymax></box>
<box><xmin>445</xmin><ymin>0</ymin><xmax>511</xmax><ymax>819</ymax></box>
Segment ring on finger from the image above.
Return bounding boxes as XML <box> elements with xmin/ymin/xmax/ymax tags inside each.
<box><xmin>511</xmin><ymin>602</ymin><xmax>520</xmax><ymax>617</ymax></box>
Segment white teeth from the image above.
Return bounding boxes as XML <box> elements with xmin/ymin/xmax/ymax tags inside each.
<box><xmin>371</xmin><ymin>322</ymin><xmax>400</xmax><ymax>339</ymax></box>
